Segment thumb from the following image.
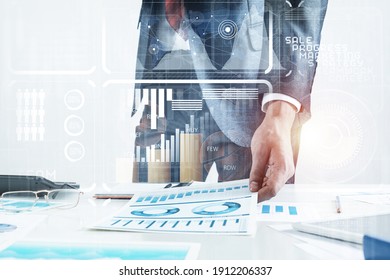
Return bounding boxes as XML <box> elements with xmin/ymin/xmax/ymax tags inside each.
<box><xmin>249</xmin><ymin>152</ymin><xmax>269</xmax><ymax>192</ymax></box>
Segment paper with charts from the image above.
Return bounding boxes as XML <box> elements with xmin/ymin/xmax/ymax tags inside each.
<box><xmin>93</xmin><ymin>181</ymin><xmax>257</xmax><ymax>235</ymax></box>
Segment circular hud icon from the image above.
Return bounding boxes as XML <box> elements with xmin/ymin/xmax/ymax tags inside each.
<box><xmin>131</xmin><ymin>207</ymin><xmax>180</xmax><ymax>217</ymax></box>
<box><xmin>192</xmin><ymin>201</ymin><xmax>241</xmax><ymax>215</ymax></box>
<box><xmin>218</xmin><ymin>20</ymin><xmax>238</xmax><ymax>40</ymax></box>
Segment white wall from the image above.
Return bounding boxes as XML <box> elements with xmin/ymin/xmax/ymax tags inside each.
<box><xmin>0</xmin><ymin>0</ymin><xmax>389</xmax><ymax>186</ymax></box>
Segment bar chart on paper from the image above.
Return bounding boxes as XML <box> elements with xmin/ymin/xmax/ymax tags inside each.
<box><xmin>93</xmin><ymin>181</ymin><xmax>257</xmax><ymax>235</ymax></box>
<box><xmin>103</xmin><ymin>216</ymin><xmax>250</xmax><ymax>234</ymax></box>
<box><xmin>257</xmin><ymin>202</ymin><xmax>319</xmax><ymax>222</ymax></box>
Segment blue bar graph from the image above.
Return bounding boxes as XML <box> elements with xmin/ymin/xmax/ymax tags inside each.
<box><xmin>260</xmin><ymin>204</ymin><xmax>299</xmax><ymax>216</ymax></box>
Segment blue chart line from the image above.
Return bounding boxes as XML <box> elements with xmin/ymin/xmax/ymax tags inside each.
<box><xmin>133</xmin><ymin>185</ymin><xmax>249</xmax><ymax>204</ymax></box>
<box><xmin>123</xmin><ymin>220</ymin><xmax>132</xmax><ymax>226</ymax></box>
<box><xmin>146</xmin><ymin>221</ymin><xmax>155</xmax><ymax>229</ymax></box>
<box><xmin>111</xmin><ymin>219</ymin><xmax>121</xmax><ymax>226</ymax></box>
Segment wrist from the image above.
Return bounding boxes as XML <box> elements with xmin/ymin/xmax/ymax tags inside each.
<box><xmin>264</xmin><ymin>100</ymin><xmax>296</xmax><ymax>129</ymax></box>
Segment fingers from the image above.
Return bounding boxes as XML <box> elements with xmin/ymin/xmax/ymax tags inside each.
<box><xmin>256</xmin><ymin>150</ymin><xmax>294</xmax><ymax>202</ymax></box>
<box><xmin>249</xmin><ymin>147</ymin><xmax>269</xmax><ymax>193</ymax></box>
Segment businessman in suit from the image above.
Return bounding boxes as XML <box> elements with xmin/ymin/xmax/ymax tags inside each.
<box><xmin>133</xmin><ymin>0</ymin><xmax>328</xmax><ymax>201</ymax></box>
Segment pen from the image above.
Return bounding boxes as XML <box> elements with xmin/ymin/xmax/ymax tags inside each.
<box><xmin>336</xmin><ymin>195</ymin><xmax>342</xmax><ymax>214</ymax></box>
<box><xmin>164</xmin><ymin>181</ymin><xmax>194</xmax><ymax>188</ymax></box>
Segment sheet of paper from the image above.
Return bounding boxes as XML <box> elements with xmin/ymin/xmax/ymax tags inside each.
<box><xmin>257</xmin><ymin>202</ymin><xmax>320</xmax><ymax>222</ymax></box>
<box><xmin>0</xmin><ymin>214</ymin><xmax>46</xmax><ymax>252</ymax></box>
<box><xmin>341</xmin><ymin>193</ymin><xmax>390</xmax><ymax>205</ymax></box>
<box><xmin>93</xmin><ymin>180</ymin><xmax>257</xmax><ymax>235</ymax></box>
<box><xmin>0</xmin><ymin>241</ymin><xmax>200</xmax><ymax>260</ymax></box>
<box><xmin>269</xmin><ymin>224</ymin><xmax>363</xmax><ymax>259</ymax></box>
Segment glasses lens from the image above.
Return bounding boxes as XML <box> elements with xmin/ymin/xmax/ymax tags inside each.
<box><xmin>46</xmin><ymin>190</ymin><xmax>81</xmax><ymax>208</ymax></box>
<box><xmin>1</xmin><ymin>191</ymin><xmax>37</xmax><ymax>212</ymax></box>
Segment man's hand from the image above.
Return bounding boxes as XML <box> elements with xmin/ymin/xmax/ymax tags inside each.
<box><xmin>249</xmin><ymin>101</ymin><xmax>297</xmax><ymax>202</ymax></box>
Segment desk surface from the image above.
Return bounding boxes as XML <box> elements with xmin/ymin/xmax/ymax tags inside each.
<box><xmin>4</xmin><ymin>184</ymin><xmax>390</xmax><ymax>260</ymax></box>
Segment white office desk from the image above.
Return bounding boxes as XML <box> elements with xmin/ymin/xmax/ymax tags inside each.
<box><xmin>9</xmin><ymin>184</ymin><xmax>390</xmax><ymax>260</ymax></box>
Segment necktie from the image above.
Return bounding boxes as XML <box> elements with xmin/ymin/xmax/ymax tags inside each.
<box><xmin>165</xmin><ymin>0</ymin><xmax>186</xmax><ymax>37</ymax></box>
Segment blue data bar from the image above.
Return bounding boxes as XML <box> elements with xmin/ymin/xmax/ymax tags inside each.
<box><xmin>289</xmin><ymin>206</ymin><xmax>298</xmax><ymax>215</ymax></box>
<box><xmin>261</xmin><ymin>205</ymin><xmax>271</xmax><ymax>214</ymax></box>
<box><xmin>146</xmin><ymin>221</ymin><xmax>155</xmax><ymax>229</ymax></box>
<box><xmin>123</xmin><ymin>220</ymin><xmax>133</xmax><ymax>226</ymax></box>
<box><xmin>111</xmin><ymin>219</ymin><xmax>121</xmax><ymax>226</ymax></box>
<box><xmin>275</xmin><ymin>206</ymin><xmax>284</xmax><ymax>213</ymax></box>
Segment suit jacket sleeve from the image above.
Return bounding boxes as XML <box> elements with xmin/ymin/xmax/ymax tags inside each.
<box><xmin>267</xmin><ymin>0</ymin><xmax>328</xmax><ymax>124</ymax></box>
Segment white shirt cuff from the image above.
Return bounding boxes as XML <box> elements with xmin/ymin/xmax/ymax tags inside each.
<box><xmin>261</xmin><ymin>93</ymin><xmax>302</xmax><ymax>113</ymax></box>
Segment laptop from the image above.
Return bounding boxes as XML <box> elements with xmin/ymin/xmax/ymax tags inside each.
<box><xmin>292</xmin><ymin>213</ymin><xmax>390</xmax><ymax>244</ymax></box>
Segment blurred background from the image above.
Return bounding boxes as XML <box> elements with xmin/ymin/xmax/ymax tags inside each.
<box><xmin>0</xmin><ymin>0</ymin><xmax>389</xmax><ymax>187</ymax></box>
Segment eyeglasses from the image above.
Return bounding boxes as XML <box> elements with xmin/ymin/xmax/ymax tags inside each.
<box><xmin>0</xmin><ymin>189</ymin><xmax>83</xmax><ymax>213</ymax></box>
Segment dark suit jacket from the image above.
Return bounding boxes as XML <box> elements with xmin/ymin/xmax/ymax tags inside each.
<box><xmin>137</xmin><ymin>0</ymin><xmax>328</xmax><ymax>122</ymax></box>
